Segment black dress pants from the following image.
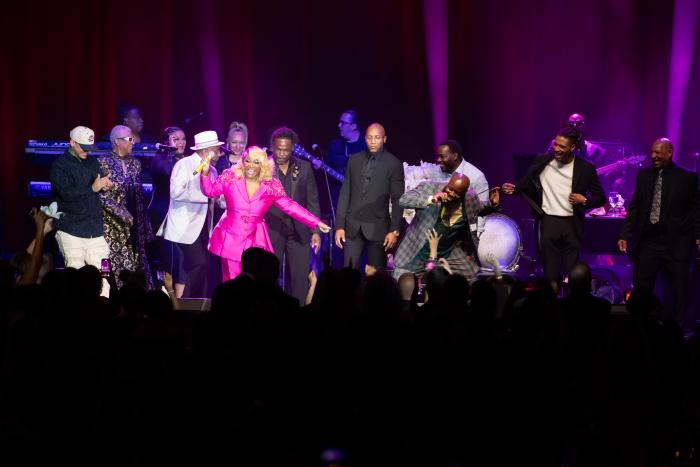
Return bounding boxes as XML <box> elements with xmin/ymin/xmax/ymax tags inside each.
<box><xmin>344</xmin><ymin>229</ymin><xmax>386</xmax><ymax>272</ymax></box>
<box><xmin>175</xmin><ymin>221</ymin><xmax>210</xmax><ymax>298</ymax></box>
<box><xmin>540</xmin><ymin>214</ymin><xmax>580</xmax><ymax>283</ymax></box>
<box><xmin>271</xmin><ymin>232</ymin><xmax>311</xmax><ymax>305</ymax></box>
<box><xmin>633</xmin><ymin>235</ymin><xmax>690</xmax><ymax>328</ymax></box>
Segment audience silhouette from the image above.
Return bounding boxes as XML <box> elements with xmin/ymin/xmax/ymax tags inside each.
<box><xmin>0</xmin><ymin>225</ymin><xmax>698</xmax><ymax>466</ymax></box>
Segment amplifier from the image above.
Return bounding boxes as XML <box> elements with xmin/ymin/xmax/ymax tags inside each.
<box><xmin>28</xmin><ymin>181</ymin><xmax>153</xmax><ymax>198</ymax></box>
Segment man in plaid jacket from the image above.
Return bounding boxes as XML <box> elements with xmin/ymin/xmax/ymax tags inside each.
<box><xmin>393</xmin><ymin>173</ymin><xmax>499</xmax><ymax>280</ymax></box>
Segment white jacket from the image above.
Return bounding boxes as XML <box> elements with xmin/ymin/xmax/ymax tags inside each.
<box><xmin>157</xmin><ymin>154</ymin><xmax>216</xmax><ymax>244</ymax></box>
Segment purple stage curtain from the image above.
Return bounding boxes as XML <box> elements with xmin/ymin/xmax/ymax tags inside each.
<box><xmin>1</xmin><ymin>0</ymin><xmax>696</xmax><ymax>252</ymax></box>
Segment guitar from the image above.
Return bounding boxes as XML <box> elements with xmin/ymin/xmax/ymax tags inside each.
<box><xmin>292</xmin><ymin>144</ymin><xmax>344</xmax><ymax>183</ymax></box>
<box><xmin>596</xmin><ymin>155</ymin><xmax>646</xmax><ymax>177</ymax></box>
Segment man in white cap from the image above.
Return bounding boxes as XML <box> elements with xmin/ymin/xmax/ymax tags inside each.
<box><xmin>49</xmin><ymin>126</ymin><xmax>113</xmax><ymax>270</ymax></box>
<box><xmin>157</xmin><ymin>130</ymin><xmax>222</xmax><ymax>297</ymax></box>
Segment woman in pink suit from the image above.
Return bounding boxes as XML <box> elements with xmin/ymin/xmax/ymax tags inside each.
<box><xmin>200</xmin><ymin>146</ymin><xmax>330</xmax><ymax>281</ymax></box>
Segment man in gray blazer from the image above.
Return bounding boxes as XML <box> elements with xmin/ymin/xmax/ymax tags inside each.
<box><xmin>335</xmin><ymin>123</ymin><xmax>404</xmax><ymax>272</ymax></box>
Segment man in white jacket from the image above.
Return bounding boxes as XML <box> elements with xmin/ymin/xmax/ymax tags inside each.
<box><xmin>158</xmin><ymin>130</ymin><xmax>222</xmax><ymax>297</ymax></box>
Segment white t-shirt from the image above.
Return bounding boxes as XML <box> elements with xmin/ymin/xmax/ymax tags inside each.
<box><xmin>540</xmin><ymin>158</ymin><xmax>574</xmax><ymax>216</ymax></box>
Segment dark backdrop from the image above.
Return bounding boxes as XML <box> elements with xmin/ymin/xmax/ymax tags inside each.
<box><xmin>2</xmin><ymin>0</ymin><xmax>698</xmax><ymax>253</ymax></box>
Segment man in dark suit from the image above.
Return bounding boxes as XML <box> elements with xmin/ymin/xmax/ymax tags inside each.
<box><xmin>503</xmin><ymin>127</ymin><xmax>606</xmax><ymax>290</ymax></box>
<box><xmin>335</xmin><ymin>123</ymin><xmax>404</xmax><ymax>272</ymax></box>
<box><xmin>265</xmin><ymin>127</ymin><xmax>322</xmax><ymax>304</ymax></box>
<box><xmin>618</xmin><ymin>138</ymin><xmax>700</xmax><ymax>330</ymax></box>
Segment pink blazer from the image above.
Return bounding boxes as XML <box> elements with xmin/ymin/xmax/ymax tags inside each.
<box><xmin>200</xmin><ymin>170</ymin><xmax>321</xmax><ymax>261</ymax></box>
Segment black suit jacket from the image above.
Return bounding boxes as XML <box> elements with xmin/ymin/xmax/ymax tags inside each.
<box><xmin>337</xmin><ymin>149</ymin><xmax>405</xmax><ymax>242</ymax></box>
<box><xmin>619</xmin><ymin>163</ymin><xmax>700</xmax><ymax>261</ymax></box>
<box><xmin>517</xmin><ymin>154</ymin><xmax>606</xmax><ymax>238</ymax></box>
<box><xmin>266</xmin><ymin>157</ymin><xmax>321</xmax><ymax>242</ymax></box>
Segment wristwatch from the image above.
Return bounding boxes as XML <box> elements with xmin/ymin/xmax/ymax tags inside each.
<box><xmin>392</xmin><ymin>230</ymin><xmax>400</xmax><ymax>237</ymax></box>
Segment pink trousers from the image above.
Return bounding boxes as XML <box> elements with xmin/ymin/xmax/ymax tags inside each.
<box><xmin>221</xmin><ymin>257</ymin><xmax>242</xmax><ymax>282</ymax></box>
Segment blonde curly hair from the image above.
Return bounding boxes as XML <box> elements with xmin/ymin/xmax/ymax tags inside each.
<box><xmin>232</xmin><ymin>146</ymin><xmax>275</xmax><ymax>181</ymax></box>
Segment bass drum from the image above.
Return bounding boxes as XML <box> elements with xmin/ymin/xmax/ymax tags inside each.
<box><xmin>477</xmin><ymin>213</ymin><xmax>522</xmax><ymax>272</ymax></box>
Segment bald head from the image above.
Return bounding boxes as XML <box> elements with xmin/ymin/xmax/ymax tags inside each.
<box><xmin>569</xmin><ymin>113</ymin><xmax>585</xmax><ymax>126</ymax></box>
<box><xmin>569</xmin><ymin>262</ymin><xmax>592</xmax><ymax>291</ymax></box>
<box><xmin>445</xmin><ymin>172</ymin><xmax>471</xmax><ymax>198</ymax></box>
<box><xmin>365</xmin><ymin>123</ymin><xmax>387</xmax><ymax>153</ymax></box>
<box><xmin>568</xmin><ymin>113</ymin><xmax>585</xmax><ymax>132</ymax></box>
<box><xmin>651</xmin><ymin>138</ymin><xmax>673</xmax><ymax>169</ymax></box>
<box><xmin>653</xmin><ymin>138</ymin><xmax>674</xmax><ymax>152</ymax></box>
<box><xmin>367</xmin><ymin>123</ymin><xmax>385</xmax><ymax>135</ymax></box>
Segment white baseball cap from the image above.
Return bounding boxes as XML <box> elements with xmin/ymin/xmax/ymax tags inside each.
<box><xmin>69</xmin><ymin>126</ymin><xmax>97</xmax><ymax>150</ymax></box>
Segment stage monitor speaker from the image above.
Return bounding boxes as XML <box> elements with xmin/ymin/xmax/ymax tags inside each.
<box><xmin>177</xmin><ymin>298</ymin><xmax>211</xmax><ymax>312</ymax></box>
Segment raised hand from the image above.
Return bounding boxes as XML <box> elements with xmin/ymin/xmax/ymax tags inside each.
<box><xmin>426</xmin><ymin>228</ymin><xmax>442</xmax><ymax>252</ymax></box>
<box><xmin>489</xmin><ymin>186</ymin><xmax>501</xmax><ymax>206</ymax></box>
<box><xmin>617</xmin><ymin>239</ymin><xmax>627</xmax><ymax>253</ymax></box>
<box><xmin>438</xmin><ymin>258</ymin><xmax>453</xmax><ymax>274</ymax></box>
<box><xmin>163</xmin><ymin>271</ymin><xmax>174</xmax><ymax>291</ymax></box>
<box><xmin>308</xmin><ymin>270</ymin><xmax>317</xmax><ymax>285</ymax></box>
<box><xmin>31</xmin><ymin>208</ymin><xmax>50</xmax><ymax>232</ymax></box>
<box><xmin>310</xmin><ymin>233</ymin><xmax>322</xmax><ymax>253</ymax></box>
<box><xmin>501</xmin><ymin>183</ymin><xmax>516</xmax><ymax>195</ymax></box>
<box><xmin>430</xmin><ymin>191</ymin><xmax>448</xmax><ymax>204</ymax></box>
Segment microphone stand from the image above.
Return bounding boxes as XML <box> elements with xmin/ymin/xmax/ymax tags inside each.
<box><xmin>316</xmin><ymin>146</ymin><xmax>336</xmax><ymax>266</ymax></box>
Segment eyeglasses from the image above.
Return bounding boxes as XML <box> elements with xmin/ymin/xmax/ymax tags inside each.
<box><xmin>117</xmin><ymin>136</ymin><xmax>135</xmax><ymax>142</ymax></box>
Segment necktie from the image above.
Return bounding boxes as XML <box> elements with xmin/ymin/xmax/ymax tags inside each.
<box><xmin>649</xmin><ymin>170</ymin><xmax>662</xmax><ymax>224</ymax></box>
<box><xmin>362</xmin><ymin>155</ymin><xmax>375</xmax><ymax>194</ymax></box>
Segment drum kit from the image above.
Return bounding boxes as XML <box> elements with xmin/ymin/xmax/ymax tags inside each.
<box><xmin>477</xmin><ymin>213</ymin><xmax>522</xmax><ymax>273</ymax></box>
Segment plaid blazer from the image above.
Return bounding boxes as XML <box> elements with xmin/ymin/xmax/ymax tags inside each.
<box><xmin>393</xmin><ymin>181</ymin><xmax>486</xmax><ymax>278</ymax></box>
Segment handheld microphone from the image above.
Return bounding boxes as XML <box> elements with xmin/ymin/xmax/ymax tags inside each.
<box><xmin>155</xmin><ymin>143</ymin><xmax>176</xmax><ymax>150</ymax></box>
<box><xmin>193</xmin><ymin>150</ymin><xmax>215</xmax><ymax>175</ymax></box>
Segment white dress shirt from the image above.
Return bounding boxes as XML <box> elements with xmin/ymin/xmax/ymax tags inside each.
<box><xmin>454</xmin><ymin>159</ymin><xmax>489</xmax><ymax>236</ymax></box>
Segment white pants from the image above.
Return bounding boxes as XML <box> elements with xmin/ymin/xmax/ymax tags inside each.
<box><xmin>55</xmin><ymin>231</ymin><xmax>111</xmax><ymax>296</ymax></box>
<box><xmin>55</xmin><ymin>231</ymin><xmax>111</xmax><ymax>268</ymax></box>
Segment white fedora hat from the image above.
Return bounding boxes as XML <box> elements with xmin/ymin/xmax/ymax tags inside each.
<box><xmin>190</xmin><ymin>130</ymin><xmax>225</xmax><ymax>151</ymax></box>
